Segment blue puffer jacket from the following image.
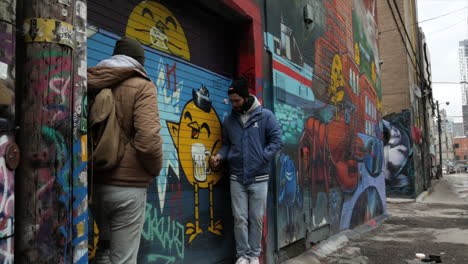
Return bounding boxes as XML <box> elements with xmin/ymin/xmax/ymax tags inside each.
<box><xmin>217</xmin><ymin>98</ymin><xmax>283</xmax><ymax>184</ymax></box>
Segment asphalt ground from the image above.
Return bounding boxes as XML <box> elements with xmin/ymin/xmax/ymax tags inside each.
<box><xmin>286</xmin><ymin>174</ymin><xmax>468</xmax><ymax>264</ymax></box>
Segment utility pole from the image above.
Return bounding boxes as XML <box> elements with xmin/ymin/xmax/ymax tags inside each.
<box><xmin>445</xmin><ymin>132</ymin><xmax>449</xmax><ymax>162</ymax></box>
<box><xmin>437</xmin><ymin>101</ymin><xmax>443</xmax><ymax>179</ymax></box>
<box><xmin>417</xmin><ymin>35</ymin><xmax>432</xmax><ymax>189</ymax></box>
<box><xmin>71</xmin><ymin>0</ymin><xmax>88</xmax><ymax>262</ymax></box>
<box><xmin>16</xmin><ymin>0</ymin><xmax>88</xmax><ymax>263</ymax></box>
<box><xmin>0</xmin><ymin>0</ymin><xmax>19</xmax><ymax>262</ymax></box>
<box><xmin>421</xmin><ymin>83</ymin><xmax>430</xmax><ymax>188</ymax></box>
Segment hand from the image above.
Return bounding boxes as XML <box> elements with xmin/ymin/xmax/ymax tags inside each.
<box><xmin>210</xmin><ymin>155</ymin><xmax>222</xmax><ymax>168</ymax></box>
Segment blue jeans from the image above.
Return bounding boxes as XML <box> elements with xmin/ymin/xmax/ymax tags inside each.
<box><xmin>230</xmin><ymin>180</ymin><xmax>268</xmax><ymax>258</ymax></box>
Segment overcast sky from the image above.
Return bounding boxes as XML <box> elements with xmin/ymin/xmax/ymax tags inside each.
<box><xmin>417</xmin><ymin>0</ymin><xmax>468</xmax><ymax>122</ymax></box>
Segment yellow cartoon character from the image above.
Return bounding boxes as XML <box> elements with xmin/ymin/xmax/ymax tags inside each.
<box><xmin>371</xmin><ymin>60</ymin><xmax>377</xmax><ymax>83</ymax></box>
<box><xmin>328</xmin><ymin>54</ymin><xmax>347</xmax><ymax>119</ymax></box>
<box><xmin>329</xmin><ymin>54</ymin><xmax>346</xmax><ymax>103</ymax></box>
<box><xmin>167</xmin><ymin>86</ymin><xmax>223</xmax><ymax>243</ymax></box>
<box><xmin>126</xmin><ymin>0</ymin><xmax>191</xmax><ymax>60</ymax></box>
<box><xmin>354</xmin><ymin>42</ymin><xmax>361</xmax><ymax>65</ymax></box>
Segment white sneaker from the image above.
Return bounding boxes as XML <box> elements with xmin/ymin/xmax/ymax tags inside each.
<box><xmin>235</xmin><ymin>257</ymin><xmax>249</xmax><ymax>264</ymax></box>
<box><xmin>250</xmin><ymin>257</ymin><xmax>260</xmax><ymax>264</ymax></box>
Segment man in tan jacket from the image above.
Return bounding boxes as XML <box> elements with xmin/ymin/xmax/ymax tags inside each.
<box><xmin>87</xmin><ymin>37</ymin><xmax>163</xmax><ymax>264</ymax></box>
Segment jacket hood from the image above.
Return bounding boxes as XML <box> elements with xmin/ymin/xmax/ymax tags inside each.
<box><xmin>246</xmin><ymin>95</ymin><xmax>262</xmax><ymax>114</ymax></box>
<box><xmin>235</xmin><ymin>95</ymin><xmax>262</xmax><ymax>115</ymax></box>
<box><xmin>88</xmin><ymin>55</ymin><xmax>150</xmax><ymax>91</ymax></box>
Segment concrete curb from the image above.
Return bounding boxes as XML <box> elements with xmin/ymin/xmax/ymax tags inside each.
<box><xmin>416</xmin><ymin>191</ymin><xmax>429</xmax><ymax>203</ymax></box>
<box><xmin>283</xmin><ymin>213</ymin><xmax>391</xmax><ymax>264</ymax></box>
<box><xmin>416</xmin><ymin>179</ymin><xmax>442</xmax><ymax>203</ymax></box>
<box><xmin>387</xmin><ymin>198</ymin><xmax>416</xmax><ymax>204</ymax></box>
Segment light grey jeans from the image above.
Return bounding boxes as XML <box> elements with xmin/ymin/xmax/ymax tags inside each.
<box><xmin>93</xmin><ymin>184</ymin><xmax>147</xmax><ymax>264</ymax></box>
<box><xmin>230</xmin><ymin>180</ymin><xmax>268</xmax><ymax>258</ymax></box>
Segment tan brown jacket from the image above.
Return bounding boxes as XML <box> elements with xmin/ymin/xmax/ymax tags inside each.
<box><xmin>88</xmin><ymin>66</ymin><xmax>163</xmax><ymax>187</ymax></box>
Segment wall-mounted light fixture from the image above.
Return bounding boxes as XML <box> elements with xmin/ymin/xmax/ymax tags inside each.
<box><xmin>303</xmin><ymin>4</ymin><xmax>314</xmax><ymax>30</ymax></box>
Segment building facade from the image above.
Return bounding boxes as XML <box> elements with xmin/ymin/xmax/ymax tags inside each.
<box><xmin>440</xmin><ymin>109</ymin><xmax>455</xmax><ymax>161</ymax></box>
<box><xmin>377</xmin><ymin>0</ymin><xmax>434</xmax><ymax>197</ymax></box>
<box><xmin>433</xmin><ymin>109</ymin><xmax>456</xmax><ymax>175</ymax></box>
<box><xmin>3</xmin><ymin>0</ymin><xmax>390</xmax><ymax>263</ymax></box>
<box><xmin>454</xmin><ymin>137</ymin><xmax>468</xmax><ymax>164</ymax></box>
<box><xmin>460</xmin><ymin>40</ymin><xmax>468</xmax><ymax>134</ymax></box>
<box><xmin>459</xmin><ymin>40</ymin><xmax>468</xmax><ymax>104</ymax></box>
<box><xmin>453</xmin><ymin>122</ymin><xmax>464</xmax><ymax>137</ymax></box>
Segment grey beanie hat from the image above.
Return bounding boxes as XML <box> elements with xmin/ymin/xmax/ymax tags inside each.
<box><xmin>113</xmin><ymin>37</ymin><xmax>145</xmax><ymax>66</ymax></box>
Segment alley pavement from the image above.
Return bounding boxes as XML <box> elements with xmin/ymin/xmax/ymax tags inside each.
<box><xmin>286</xmin><ymin>173</ymin><xmax>468</xmax><ymax>264</ymax></box>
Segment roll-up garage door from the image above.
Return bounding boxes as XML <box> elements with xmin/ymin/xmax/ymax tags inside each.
<box><xmin>87</xmin><ymin>1</ymin><xmax>237</xmax><ymax>263</ymax></box>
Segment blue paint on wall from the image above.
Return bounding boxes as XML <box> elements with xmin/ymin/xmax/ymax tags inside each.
<box><xmin>88</xmin><ymin>29</ymin><xmax>234</xmax><ymax>263</ymax></box>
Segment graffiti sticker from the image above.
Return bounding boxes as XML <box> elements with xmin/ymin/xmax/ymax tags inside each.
<box><xmin>24</xmin><ymin>18</ymin><xmax>75</xmax><ymax>48</ymax></box>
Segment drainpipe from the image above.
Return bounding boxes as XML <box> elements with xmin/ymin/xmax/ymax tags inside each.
<box><xmin>437</xmin><ymin>101</ymin><xmax>442</xmax><ymax>179</ymax></box>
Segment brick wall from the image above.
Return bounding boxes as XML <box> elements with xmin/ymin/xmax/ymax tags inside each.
<box><xmin>378</xmin><ymin>0</ymin><xmax>411</xmax><ymax>115</ymax></box>
<box><xmin>454</xmin><ymin>137</ymin><xmax>468</xmax><ymax>161</ymax></box>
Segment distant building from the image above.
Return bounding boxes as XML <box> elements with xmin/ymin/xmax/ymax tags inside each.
<box><xmin>378</xmin><ymin>0</ymin><xmax>434</xmax><ymax>196</ymax></box>
<box><xmin>454</xmin><ymin>137</ymin><xmax>468</xmax><ymax>163</ymax></box>
<box><xmin>442</xmin><ymin>118</ymin><xmax>454</xmax><ymax>134</ymax></box>
<box><xmin>453</xmin><ymin>122</ymin><xmax>464</xmax><ymax>137</ymax></box>
<box><xmin>459</xmin><ymin>40</ymin><xmax>468</xmax><ymax>134</ymax></box>
<box><xmin>437</xmin><ymin>109</ymin><xmax>455</xmax><ymax>161</ymax></box>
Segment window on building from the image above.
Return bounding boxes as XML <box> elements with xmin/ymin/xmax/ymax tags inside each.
<box><xmin>456</xmin><ymin>156</ymin><xmax>460</xmax><ymax>160</ymax></box>
<box><xmin>454</xmin><ymin>144</ymin><xmax>460</xmax><ymax>148</ymax></box>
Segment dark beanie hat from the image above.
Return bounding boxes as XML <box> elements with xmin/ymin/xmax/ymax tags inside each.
<box><xmin>228</xmin><ymin>77</ymin><xmax>249</xmax><ymax>97</ymax></box>
<box><xmin>113</xmin><ymin>37</ymin><xmax>145</xmax><ymax>66</ymax></box>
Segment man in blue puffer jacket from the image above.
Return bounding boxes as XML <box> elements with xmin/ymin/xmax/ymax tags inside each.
<box><xmin>210</xmin><ymin>77</ymin><xmax>283</xmax><ymax>264</ymax></box>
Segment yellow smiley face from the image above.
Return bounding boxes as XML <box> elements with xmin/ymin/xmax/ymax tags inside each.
<box><xmin>167</xmin><ymin>101</ymin><xmax>223</xmax><ymax>188</ymax></box>
<box><xmin>126</xmin><ymin>1</ymin><xmax>191</xmax><ymax>60</ymax></box>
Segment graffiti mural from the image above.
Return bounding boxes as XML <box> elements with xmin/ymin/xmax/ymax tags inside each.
<box><xmin>141</xmin><ymin>203</ymin><xmax>185</xmax><ymax>263</ymax></box>
<box><xmin>87</xmin><ymin>0</ymin><xmax>254</xmax><ymax>261</ymax></box>
<box><xmin>87</xmin><ymin>29</ymin><xmax>235</xmax><ymax>263</ymax></box>
<box><xmin>276</xmin><ymin>153</ymin><xmax>302</xmax><ymax>244</ymax></box>
<box><xmin>126</xmin><ymin>0</ymin><xmax>191</xmax><ymax>61</ymax></box>
<box><xmin>352</xmin><ymin>0</ymin><xmax>381</xmax><ymax>97</ymax></box>
<box><xmin>350</xmin><ymin>187</ymin><xmax>383</xmax><ymax>228</ymax></box>
<box><xmin>266</xmin><ymin>0</ymin><xmax>385</xmax><ymax>247</ymax></box>
<box><xmin>0</xmin><ymin>1</ymin><xmax>16</xmax><ymax>262</ymax></box>
<box><xmin>167</xmin><ymin>87</ymin><xmax>224</xmax><ymax>243</ymax></box>
<box><xmin>84</xmin><ymin>0</ymin><xmax>387</xmax><ymax>262</ymax></box>
<box><xmin>88</xmin><ymin>0</ymin><xmax>236</xmax><ymax>75</ymax></box>
<box><xmin>382</xmin><ymin>110</ymin><xmax>415</xmax><ymax>196</ymax></box>
<box><xmin>0</xmin><ymin>136</ymin><xmax>14</xmax><ymax>263</ymax></box>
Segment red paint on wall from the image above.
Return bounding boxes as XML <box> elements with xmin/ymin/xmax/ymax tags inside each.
<box><xmin>273</xmin><ymin>60</ymin><xmax>313</xmax><ymax>87</ymax></box>
<box><xmin>223</xmin><ymin>0</ymin><xmax>263</xmax><ymax>99</ymax></box>
<box><xmin>411</xmin><ymin>126</ymin><xmax>422</xmax><ymax>144</ymax></box>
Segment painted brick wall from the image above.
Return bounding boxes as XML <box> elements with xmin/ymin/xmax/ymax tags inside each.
<box><xmin>84</xmin><ymin>0</ymin><xmax>387</xmax><ymax>263</ymax></box>
<box><xmin>265</xmin><ymin>0</ymin><xmax>386</xmax><ymax>250</ymax></box>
